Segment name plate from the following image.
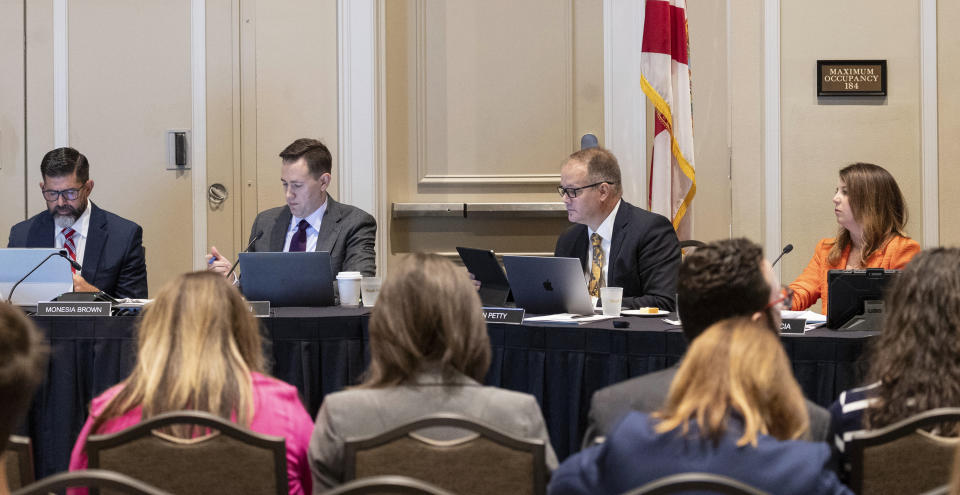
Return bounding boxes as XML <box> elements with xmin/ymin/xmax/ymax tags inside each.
<box><xmin>482</xmin><ymin>307</ymin><xmax>525</xmax><ymax>325</ymax></box>
<box><xmin>37</xmin><ymin>301</ymin><xmax>112</xmax><ymax>316</ymax></box>
<box><xmin>247</xmin><ymin>301</ymin><xmax>271</xmax><ymax>317</ymax></box>
<box><xmin>817</xmin><ymin>60</ymin><xmax>886</xmax><ymax>96</ymax></box>
<box><xmin>780</xmin><ymin>318</ymin><xmax>805</xmax><ymax>334</ymax></box>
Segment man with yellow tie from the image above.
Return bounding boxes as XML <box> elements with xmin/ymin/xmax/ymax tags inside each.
<box><xmin>554</xmin><ymin>147</ymin><xmax>680</xmax><ymax>311</ymax></box>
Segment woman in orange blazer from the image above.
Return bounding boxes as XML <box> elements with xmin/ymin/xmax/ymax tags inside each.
<box><xmin>790</xmin><ymin>163</ymin><xmax>920</xmax><ymax>315</ymax></box>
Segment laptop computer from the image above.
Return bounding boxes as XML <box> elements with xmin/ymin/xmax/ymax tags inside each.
<box><xmin>827</xmin><ymin>268</ymin><xmax>899</xmax><ymax>329</ymax></box>
<box><xmin>0</xmin><ymin>248</ymin><xmax>74</xmax><ymax>305</ymax></box>
<box><xmin>456</xmin><ymin>247</ymin><xmax>512</xmax><ymax>307</ymax></box>
<box><xmin>502</xmin><ymin>256</ymin><xmax>595</xmax><ymax>315</ymax></box>
<box><xmin>238</xmin><ymin>251</ymin><xmax>335</xmax><ymax>307</ymax></box>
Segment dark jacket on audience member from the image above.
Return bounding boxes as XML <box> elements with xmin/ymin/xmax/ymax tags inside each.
<box><xmin>582</xmin><ymin>365</ymin><xmax>832</xmax><ymax>448</ymax></box>
<box><xmin>549</xmin><ymin>412</ymin><xmax>852</xmax><ymax>495</ymax></box>
<box><xmin>554</xmin><ymin>200</ymin><xmax>680</xmax><ymax>311</ymax></box>
<box><xmin>8</xmin><ymin>202</ymin><xmax>147</xmax><ymax>299</ymax></box>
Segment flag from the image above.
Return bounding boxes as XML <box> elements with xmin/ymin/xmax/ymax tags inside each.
<box><xmin>641</xmin><ymin>0</ymin><xmax>696</xmax><ymax>240</ymax></box>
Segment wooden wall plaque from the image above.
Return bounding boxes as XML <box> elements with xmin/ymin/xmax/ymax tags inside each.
<box><xmin>817</xmin><ymin>60</ymin><xmax>887</xmax><ymax>96</ymax></box>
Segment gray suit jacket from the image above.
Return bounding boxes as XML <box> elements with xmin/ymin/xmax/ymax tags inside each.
<box><xmin>308</xmin><ymin>370</ymin><xmax>559</xmax><ymax>492</ymax></box>
<box><xmin>248</xmin><ymin>196</ymin><xmax>376</xmax><ymax>276</ymax></box>
<box><xmin>582</xmin><ymin>365</ymin><xmax>831</xmax><ymax>449</ymax></box>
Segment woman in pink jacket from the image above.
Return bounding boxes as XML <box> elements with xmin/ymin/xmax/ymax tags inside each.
<box><xmin>69</xmin><ymin>271</ymin><xmax>314</xmax><ymax>494</ymax></box>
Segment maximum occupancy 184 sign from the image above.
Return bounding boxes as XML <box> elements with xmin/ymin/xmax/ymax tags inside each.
<box><xmin>817</xmin><ymin>60</ymin><xmax>887</xmax><ymax>96</ymax></box>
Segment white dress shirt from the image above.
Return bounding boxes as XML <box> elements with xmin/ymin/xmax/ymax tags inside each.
<box><xmin>586</xmin><ymin>199</ymin><xmax>621</xmax><ymax>288</ymax></box>
<box><xmin>282</xmin><ymin>200</ymin><xmax>327</xmax><ymax>252</ymax></box>
<box><xmin>54</xmin><ymin>203</ymin><xmax>92</xmax><ymax>265</ymax></box>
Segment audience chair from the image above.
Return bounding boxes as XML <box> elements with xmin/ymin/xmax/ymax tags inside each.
<box><xmin>3</xmin><ymin>435</ymin><xmax>34</xmax><ymax>490</ymax></box>
<box><xmin>845</xmin><ymin>407</ymin><xmax>960</xmax><ymax>495</ymax></box>
<box><xmin>678</xmin><ymin>240</ymin><xmax>706</xmax><ymax>250</ymax></box>
<box><xmin>344</xmin><ymin>413</ymin><xmax>547</xmax><ymax>495</ymax></box>
<box><xmin>85</xmin><ymin>410</ymin><xmax>287</xmax><ymax>495</ymax></box>
<box><xmin>12</xmin><ymin>469</ymin><xmax>172</xmax><ymax>495</ymax></box>
<box><xmin>622</xmin><ymin>472</ymin><xmax>770</xmax><ymax>495</ymax></box>
<box><xmin>324</xmin><ymin>475</ymin><xmax>456</xmax><ymax>495</ymax></box>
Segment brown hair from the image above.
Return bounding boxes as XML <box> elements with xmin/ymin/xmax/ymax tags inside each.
<box><xmin>567</xmin><ymin>147</ymin><xmax>623</xmax><ymax>195</ymax></box>
<box><xmin>40</xmin><ymin>147</ymin><xmax>90</xmax><ymax>183</ymax></box>
<box><xmin>279</xmin><ymin>138</ymin><xmax>333</xmax><ymax>178</ymax></box>
<box><xmin>654</xmin><ymin>317</ymin><xmax>808</xmax><ymax>446</ymax></box>
<box><xmin>828</xmin><ymin>163</ymin><xmax>907</xmax><ymax>266</ymax></box>
<box><xmin>361</xmin><ymin>253</ymin><xmax>490</xmax><ymax>387</ymax></box>
<box><xmin>0</xmin><ymin>303</ymin><xmax>47</xmax><ymax>452</ymax></box>
<box><xmin>864</xmin><ymin>248</ymin><xmax>960</xmax><ymax>430</ymax></box>
<box><xmin>91</xmin><ymin>272</ymin><xmax>265</xmax><ymax>436</ymax></box>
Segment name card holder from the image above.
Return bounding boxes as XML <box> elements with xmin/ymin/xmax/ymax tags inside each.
<box><xmin>37</xmin><ymin>301</ymin><xmax>112</xmax><ymax>316</ymax></box>
<box><xmin>781</xmin><ymin>318</ymin><xmax>805</xmax><ymax>334</ymax></box>
<box><xmin>482</xmin><ymin>307</ymin><xmax>525</xmax><ymax>325</ymax></box>
<box><xmin>247</xmin><ymin>301</ymin><xmax>271</xmax><ymax>317</ymax></box>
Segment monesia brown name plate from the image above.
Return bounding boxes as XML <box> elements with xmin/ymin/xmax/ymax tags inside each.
<box><xmin>37</xmin><ymin>302</ymin><xmax>112</xmax><ymax>316</ymax></box>
<box><xmin>817</xmin><ymin>60</ymin><xmax>886</xmax><ymax>96</ymax></box>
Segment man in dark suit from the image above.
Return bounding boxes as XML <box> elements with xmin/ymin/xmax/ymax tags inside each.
<box><xmin>207</xmin><ymin>138</ymin><xmax>376</xmax><ymax>277</ymax></box>
<box><xmin>7</xmin><ymin>147</ymin><xmax>148</xmax><ymax>299</ymax></box>
<box><xmin>554</xmin><ymin>147</ymin><xmax>680</xmax><ymax>310</ymax></box>
<box><xmin>582</xmin><ymin>238</ymin><xmax>831</xmax><ymax>447</ymax></box>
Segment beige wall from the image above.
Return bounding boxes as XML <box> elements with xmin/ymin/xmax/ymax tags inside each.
<box><xmin>779</xmin><ymin>1</ymin><xmax>923</xmax><ymax>297</ymax></box>
<box><xmin>1</xmin><ymin>1</ymin><xmax>955</xmax><ymax>285</ymax></box>
<box><xmin>939</xmin><ymin>0</ymin><xmax>960</xmax><ymax>245</ymax></box>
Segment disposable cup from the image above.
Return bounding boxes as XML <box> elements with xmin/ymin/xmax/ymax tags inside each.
<box><xmin>336</xmin><ymin>271</ymin><xmax>363</xmax><ymax>307</ymax></box>
<box><xmin>360</xmin><ymin>277</ymin><xmax>381</xmax><ymax>307</ymax></box>
<box><xmin>600</xmin><ymin>287</ymin><xmax>623</xmax><ymax>317</ymax></box>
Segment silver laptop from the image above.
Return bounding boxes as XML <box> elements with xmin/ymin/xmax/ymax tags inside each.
<box><xmin>0</xmin><ymin>248</ymin><xmax>74</xmax><ymax>305</ymax></box>
<box><xmin>502</xmin><ymin>256</ymin><xmax>595</xmax><ymax>315</ymax></box>
<box><xmin>238</xmin><ymin>251</ymin><xmax>335</xmax><ymax>307</ymax></box>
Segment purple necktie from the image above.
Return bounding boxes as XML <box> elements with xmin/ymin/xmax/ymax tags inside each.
<box><xmin>289</xmin><ymin>219</ymin><xmax>309</xmax><ymax>252</ymax></box>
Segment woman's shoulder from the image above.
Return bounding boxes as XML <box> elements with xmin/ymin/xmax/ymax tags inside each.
<box><xmin>886</xmin><ymin>235</ymin><xmax>921</xmax><ymax>252</ymax></box>
<box><xmin>250</xmin><ymin>372</ymin><xmax>303</xmax><ymax>404</ymax></box>
<box><xmin>90</xmin><ymin>383</ymin><xmax>127</xmax><ymax>415</ymax></box>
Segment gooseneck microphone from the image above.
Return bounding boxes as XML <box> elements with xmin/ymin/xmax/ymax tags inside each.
<box><xmin>771</xmin><ymin>244</ymin><xmax>794</xmax><ymax>268</ymax></box>
<box><xmin>225</xmin><ymin>231</ymin><xmax>264</xmax><ymax>279</ymax></box>
<box><xmin>6</xmin><ymin>250</ymin><xmax>80</xmax><ymax>304</ymax></box>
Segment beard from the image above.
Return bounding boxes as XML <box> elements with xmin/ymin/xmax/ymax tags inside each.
<box><xmin>51</xmin><ymin>202</ymin><xmax>86</xmax><ymax>229</ymax></box>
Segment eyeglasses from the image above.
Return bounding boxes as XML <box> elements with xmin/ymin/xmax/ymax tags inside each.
<box><xmin>42</xmin><ymin>183</ymin><xmax>86</xmax><ymax>202</ymax></box>
<box><xmin>765</xmin><ymin>285</ymin><xmax>795</xmax><ymax>311</ymax></box>
<box><xmin>557</xmin><ymin>181</ymin><xmax>617</xmax><ymax>198</ymax></box>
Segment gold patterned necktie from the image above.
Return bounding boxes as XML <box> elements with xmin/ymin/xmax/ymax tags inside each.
<box><xmin>588</xmin><ymin>233</ymin><xmax>604</xmax><ymax>297</ymax></box>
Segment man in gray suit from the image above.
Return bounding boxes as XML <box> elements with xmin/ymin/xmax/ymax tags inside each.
<box><xmin>207</xmin><ymin>138</ymin><xmax>376</xmax><ymax>277</ymax></box>
<box><xmin>582</xmin><ymin>238</ymin><xmax>831</xmax><ymax>448</ymax></box>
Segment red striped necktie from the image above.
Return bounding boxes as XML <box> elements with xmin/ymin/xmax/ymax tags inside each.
<box><xmin>62</xmin><ymin>227</ymin><xmax>78</xmax><ymax>274</ymax></box>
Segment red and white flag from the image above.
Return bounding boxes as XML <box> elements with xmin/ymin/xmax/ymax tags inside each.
<box><xmin>641</xmin><ymin>0</ymin><xmax>696</xmax><ymax>239</ymax></box>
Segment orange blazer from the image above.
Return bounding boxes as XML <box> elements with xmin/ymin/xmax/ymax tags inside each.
<box><xmin>789</xmin><ymin>235</ymin><xmax>921</xmax><ymax>315</ymax></box>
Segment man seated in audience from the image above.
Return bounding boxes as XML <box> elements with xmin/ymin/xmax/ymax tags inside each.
<box><xmin>207</xmin><ymin>138</ymin><xmax>376</xmax><ymax>277</ymax></box>
<box><xmin>8</xmin><ymin>147</ymin><xmax>148</xmax><ymax>299</ymax></box>
<box><xmin>0</xmin><ymin>302</ymin><xmax>47</xmax><ymax>495</ymax></box>
<box><xmin>554</xmin><ymin>147</ymin><xmax>680</xmax><ymax>310</ymax></box>
<box><xmin>582</xmin><ymin>238</ymin><xmax>831</xmax><ymax>447</ymax></box>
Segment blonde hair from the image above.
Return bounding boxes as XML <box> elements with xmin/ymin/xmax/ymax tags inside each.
<box><xmin>361</xmin><ymin>253</ymin><xmax>490</xmax><ymax>388</ymax></box>
<box><xmin>91</xmin><ymin>272</ymin><xmax>264</xmax><ymax>435</ymax></box>
<box><xmin>654</xmin><ymin>317</ymin><xmax>809</xmax><ymax>446</ymax></box>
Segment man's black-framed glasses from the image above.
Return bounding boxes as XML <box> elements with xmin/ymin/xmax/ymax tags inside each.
<box><xmin>557</xmin><ymin>181</ymin><xmax>616</xmax><ymax>198</ymax></box>
<box><xmin>42</xmin><ymin>183</ymin><xmax>86</xmax><ymax>202</ymax></box>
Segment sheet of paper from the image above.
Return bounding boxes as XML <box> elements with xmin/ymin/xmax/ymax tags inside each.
<box><xmin>523</xmin><ymin>313</ymin><xmax>616</xmax><ymax>325</ymax></box>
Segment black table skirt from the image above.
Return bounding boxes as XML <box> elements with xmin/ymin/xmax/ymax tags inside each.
<box><xmin>24</xmin><ymin>309</ymin><xmax>874</xmax><ymax>477</ymax></box>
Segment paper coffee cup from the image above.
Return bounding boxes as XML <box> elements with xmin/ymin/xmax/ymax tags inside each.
<box><xmin>336</xmin><ymin>271</ymin><xmax>363</xmax><ymax>307</ymax></box>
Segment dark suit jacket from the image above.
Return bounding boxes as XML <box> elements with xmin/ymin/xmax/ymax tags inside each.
<box><xmin>582</xmin><ymin>365</ymin><xmax>832</xmax><ymax>448</ymax></box>
<box><xmin>248</xmin><ymin>196</ymin><xmax>376</xmax><ymax>276</ymax></box>
<box><xmin>550</xmin><ymin>412</ymin><xmax>851</xmax><ymax>495</ymax></box>
<box><xmin>7</xmin><ymin>203</ymin><xmax>148</xmax><ymax>298</ymax></box>
<box><xmin>554</xmin><ymin>200</ymin><xmax>680</xmax><ymax>310</ymax></box>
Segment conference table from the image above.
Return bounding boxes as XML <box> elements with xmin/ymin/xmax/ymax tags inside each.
<box><xmin>24</xmin><ymin>308</ymin><xmax>876</xmax><ymax>477</ymax></box>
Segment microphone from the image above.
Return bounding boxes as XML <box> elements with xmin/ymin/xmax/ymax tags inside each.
<box><xmin>771</xmin><ymin>244</ymin><xmax>794</xmax><ymax>268</ymax></box>
<box><xmin>225</xmin><ymin>231</ymin><xmax>264</xmax><ymax>278</ymax></box>
<box><xmin>580</xmin><ymin>134</ymin><xmax>599</xmax><ymax>150</ymax></box>
<box><xmin>6</xmin><ymin>250</ymin><xmax>79</xmax><ymax>304</ymax></box>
